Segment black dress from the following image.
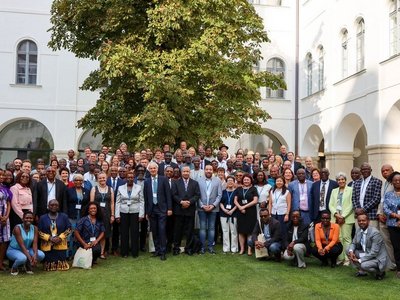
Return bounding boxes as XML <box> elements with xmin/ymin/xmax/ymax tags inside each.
<box><xmin>93</xmin><ymin>186</ymin><xmax>112</xmax><ymax>238</ymax></box>
<box><xmin>236</xmin><ymin>186</ymin><xmax>258</xmax><ymax>235</ymax></box>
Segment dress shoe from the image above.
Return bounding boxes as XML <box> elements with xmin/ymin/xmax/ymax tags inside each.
<box><xmin>375</xmin><ymin>271</ymin><xmax>385</xmax><ymax>280</ymax></box>
<box><xmin>160</xmin><ymin>254</ymin><xmax>166</xmax><ymax>261</ymax></box>
<box><xmin>140</xmin><ymin>247</ymin><xmax>146</xmax><ymax>252</ymax></box>
<box><xmin>173</xmin><ymin>250</ymin><xmax>180</xmax><ymax>256</ymax></box>
<box><xmin>185</xmin><ymin>249</ymin><xmax>193</xmax><ymax>256</ymax></box>
<box><xmin>151</xmin><ymin>252</ymin><xmax>160</xmax><ymax>257</ymax></box>
<box><xmin>208</xmin><ymin>248</ymin><xmax>216</xmax><ymax>255</ymax></box>
<box><xmin>200</xmin><ymin>248</ymin><xmax>205</xmax><ymax>255</ymax></box>
<box><xmin>355</xmin><ymin>271</ymin><xmax>368</xmax><ymax>277</ymax></box>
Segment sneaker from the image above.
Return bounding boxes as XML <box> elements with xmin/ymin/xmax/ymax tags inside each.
<box><xmin>25</xmin><ymin>263</ymin><xmax>34</xmax><ymax>275</ymax></box>
<box><xmin>10</xmin><ymin>268</ymin><xmax>19</xmax><ymax>276</ymax></box>
<box><xmin>199</xmin><ymin>248</ymin><xmax>205</xmax><ymax>255</ymax></box>
<box><xmin>208</xmin><ymin>248</ymin><xmax>216</xmax><ymax>255</ymax></box>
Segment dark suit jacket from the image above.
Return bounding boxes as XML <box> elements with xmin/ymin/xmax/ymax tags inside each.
<box><xmin>351</xmin><ymin>176</ymin><xmax>382</xmax><ymax>220</ymax></box>
<box><xmin>66</xmin><ymin>187</ymin><xmax>90</xmax><ymax>219</ymax></box>
<box><xmin>144</xmin><ymin>175</ymin><xmax>172</xmax><ymax>215</ymax></box>
<box><xmin>251</xmin><ymin>217</ymin><xmax>282</xmax><ymax>247</ymax></box>
<box><xmin>158</xmin><ymin>162</ymin><xmax>178</xmax><ymax>176</ymax></box>
<box><xmin>36</xmin><ymin>178</ymin><xmax>67</xmax><ymax>216</ymax></box>
<box><xmin>310</xmin><ymin>179</ymin><xmax>339</xmax><ymax>222</ymax></box>
<box><xmin>293</xmin><ymin>162</ymin><xmax>304</xmax><ymax>174</ymax></box>
<box><xmin>171</xmin><ymin>178</ymin><xmax>200</xmax><ymax>216</ymax></box>
<box><xmin>285</xmin><ymin>221</ymin><xmax>309</xmax><ymax>248</ymax></box>
<box><xmin>106</xmin><ymin>177</ymin><xmax>126</xmax><ymax>198</ymax></box>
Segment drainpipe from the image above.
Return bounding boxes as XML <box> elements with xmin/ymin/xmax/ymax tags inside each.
<box><xmin>294</xmin><ymin>0</ymin><xmax>300</xmax><ymax>155</ymax></box>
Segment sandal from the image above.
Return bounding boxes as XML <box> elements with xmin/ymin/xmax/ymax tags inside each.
<box><xmin>100</xmin><ymin>254</ymin><xmax>107</xmax><ymax>259</ymax></box>
<box><xmin>10</xmin><ymin>268</ymin><xmax>19</xmax><ymax>276</ymax></box>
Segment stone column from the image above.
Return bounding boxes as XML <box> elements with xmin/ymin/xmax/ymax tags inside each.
<box><xmin>367</xmin><ymin>144</ymin><xmax>400</xmax><ymax>179</ymax></box>
<box><xmin>324</xmin><ymin>152</ymin><xmax>354</xmax><ymax>177</ymax></box>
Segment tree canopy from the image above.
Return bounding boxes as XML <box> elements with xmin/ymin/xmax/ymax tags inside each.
<box><xmin>49</xmin><ymin>0</ymin><xmax>285</xmax><ymax>149</ymax></box>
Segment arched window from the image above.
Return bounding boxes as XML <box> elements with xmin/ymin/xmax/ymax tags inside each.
<box><xmin>356</xmin><ymin>19</ymin><xmax>365</xmax><ymax>71</ymax></box>
<box><xmin>306</xmin><ymin>53</ymin><xmax>313</xmax><ymax>96</ymax></box>
<box><xmin>389</xmin><ymin>0</ymin><xmax>399</xmax><ymax>56</ymax></box>
<box><xmin>318</xmin><ymin>46</ymin><xmax>324</xmax><ymax>91</ymax></box>
<box><xmin>78</xmin><ymin>129</ymin><xmax>103</xmax><ymax>157</ymax></box>
<box><xmin>341</xmin><ymin>29</ymin><xmax>349</xmax><ymax>78</ymax></box>
<box><xmin>0</xmin><ymin>119</ymin><xmax>53</xmax><ymax>167</ymax></box>
<box><xmin>266</xmin><ymin>58</ymin><xmax>285</xmax><ymax>98</ymax></box>
<box><xmin>16</xmin><ymin>40</ymin><xmax>38</xmax><ymax>85</ymax></box>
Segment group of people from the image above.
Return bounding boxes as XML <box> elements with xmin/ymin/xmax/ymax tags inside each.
<box><xmin>0</xmin><ymin>142</ymin><xmax>399</xmax><ymax>280</ymax></box>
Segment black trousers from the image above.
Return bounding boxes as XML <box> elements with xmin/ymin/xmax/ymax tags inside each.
<box><xmin>311</xmin><ymin>243</ymin><xmax>343</xmax><ymax>264</ymax></box>
<box><xmin>111</xmin><ymin>222</ymin><xmax>120</xmax><ymax>252</ymax></box>
<box><xmin>166</xmin><ymin>215</ymin><xmax>175</xmax><ymax>251</ymax></box>
<box><xmin>173</xmin><ymin>214</ymin><xmax>195</xmax><ymax>251</ymax></box>
<box><xmin>150</xmin><ymin>206</ymin><xmax>167</xmax><ymax>255</ymax></box>
<box><xmin>140</xmin><ymin>219</ymin><xmax>148</xmax><ymax>250</ymax></box>
<box><xmin>388</xmin><ymin>226</ymin><xmax>400</xmax><ymax>271</ymax></box>
<box><xmin>92</xmin><ymin>243</ymin><xmax>101</xmax><ymax>263</ymax></box>
<box><xmin>120</xmin><ymin>213</ymin><xmax>140</xmax><ymax>257</ymax></box>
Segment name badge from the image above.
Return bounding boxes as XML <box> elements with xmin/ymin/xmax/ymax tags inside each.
<box><xmin>90</xmin><ymin>237</ymin><xmax>96</xmax><ymax>242</ymax></box>
<box><xmin>359</xmin><ymin>252</ymin><xmax>366</xmax><ymax>258</ymax></box>
<box><xmin>127</xmin><ymin>201</ymin><xmax>132</xmax><ymax>206</ymax></box>
<box><xmin>226</xmin><ymin>204</ymin><xmax>232</xmax><ymax>210</ymax></box>
<box><xmin>243</xmin><ymin>200</ymin><xmax>248</xmax><ymax>204</ymax></box>
<box><xmin>153</xmin><ymin>193</ymin><xmax>157</xmax><ymax>198</ymax></box>
<box><xmin>397</xmin><ymin>210</ymin><xmax>400</xmax><ymax>215</ymax></box>
<box><xmin>100</xmin><ymin>202</ymin><xmax>106</xmax><ymax>208</ymax></box>
<box><xmin>75</xmin><ymin>204</ymin><xmax>82</xmax><ymax>210</ymax></box>
<box><xmin>336</xmin><ymin>205</ymin><xmax>342</xmax><ymax>212</ymax></box>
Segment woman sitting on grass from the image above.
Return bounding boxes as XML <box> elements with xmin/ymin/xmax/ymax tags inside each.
<box><xmin>6</xmin><ymin>211</ymin><xmax>45</xmax><ymax>275</ymax></box>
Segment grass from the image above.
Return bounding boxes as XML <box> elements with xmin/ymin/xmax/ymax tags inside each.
<box><xmin>0</xmin><ymin>248</ymin><xmax>399</xmax><ymax>300</ymax></box>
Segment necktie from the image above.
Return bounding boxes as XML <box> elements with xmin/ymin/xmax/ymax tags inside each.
<box><xmin>361</xmin><ymin>231</ymin><xmax>366</xmax><ymax>252</ymax></box>
<box><xmin>152</xmin><ymin>177</ymin><xmax>158</xmax><ymax>204</ymax></box>
<box><xmin>113</xmin><ymin>178</ymin><xmax>116</xmax><ymax>191</ymax></box>
<box><xmin>320</xmin><ymin>182</ymin><xmax>326</xmax><ymax>208</ymax></box>
<box><xmin>184</xmin><ymin>180</ymin><xmax>188</xmax><ymax>191</ymax></box>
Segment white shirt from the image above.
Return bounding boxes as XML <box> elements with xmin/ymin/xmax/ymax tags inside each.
<box><xmin>270</xmin><ymin>189</ymin><xmax>289</xmax><ymax>215</ymax></box>
<box><xmin>360</xmin><ymin>175</ymin><xmax>371</xmax><ymax>207</ymax></box>
<box><xmin>47</xmin><ymin>180</ymin><xmax>56</xmax><ymax>204</ymax></box>
<box><xmin>319</xmin><ymin>180</ymin><xmax>330</xmax><ymax>211</ymax></box>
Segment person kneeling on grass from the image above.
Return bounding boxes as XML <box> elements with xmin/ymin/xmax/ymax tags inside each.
<box><xmin>250</xmin><ymin>208</ymin><xmax>282</xmax><ymax>261</ymax></box>
<box><xmin>74</xmin><ymin>202</ymin><xmax>105</xmax><ymax>266</ymax></box>
<box><xmin>311</xmin><ymin>210</ymin><xmax>343</xmax><ymax>268</ymax></box>
<box><xmin>347</xmin><ymin>213</ymin><xmax>387</xmax><ymax>280</ymax></box>
<box><xmin>283</xmin><ymin>210</ymin><xmax>309</xmax><ymax>268</ymax></box>
<box><xmin>6</xmin><ymin>211</ymin><xmax>45</xmax><ymax>275</ymax></box>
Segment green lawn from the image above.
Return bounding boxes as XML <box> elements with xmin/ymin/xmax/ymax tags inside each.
<box><xmin>1</xmin><ymin>250</ymin><xmax>398</xmax><ymax>300</ymax></box>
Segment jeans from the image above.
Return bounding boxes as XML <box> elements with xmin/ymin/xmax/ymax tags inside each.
<box><xmin>198</xmin><ymin>211</ymin><xmax>217</xmax><ymax>250</ymax></box>
<box><xmin>6</xmin><ymin>247</ymin><xmax>45</xmax><ymax>269</ymax></box>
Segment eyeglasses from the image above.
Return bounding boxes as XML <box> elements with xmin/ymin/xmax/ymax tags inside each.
<box><xmin>260</xmin><ymin>215</ymin><xmax>269</xmax><ymax>218</ymax></box>
<box><xmin>74</xmin><ymin>179</ymin><xmax>83</xmax><ymax>182</ymax></box>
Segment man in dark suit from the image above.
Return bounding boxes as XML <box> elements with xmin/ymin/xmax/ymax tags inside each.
<box><xmin>107</xmin><ymin>165</ymin><xmax>126</xmax><ymax>255</ymax></box>
<box><xmin>351</xmin><ymin>163</ymin><xmax>382</xmax><ymax>228</ymax></box>
<box><xmin>144</xmin><ymin>162</ymin><xmax>172</xmax><ymax>260</ymax></box>
<box><xmin>310</xmin><ymin>168</ymin><xmax>339</xmax><ymax>222</ymax></box>
<box><xmin>36</xmin><ymin>167</ymin><xmax>67</xmax><ymax>217</ymax></box>
<box><xmin>287</xmin><ymin>152</ymin><xmax>303</xmax><ymax>174</ymax></box>
<box><xmin>158</xmin><ymin>152</ymin><xmax>178</xmax><ymax>176</ymax></box>
<box><xmin>171</xmin><ymin>166</ymin><xmax>200</xmax><ymax>255</ymax></box>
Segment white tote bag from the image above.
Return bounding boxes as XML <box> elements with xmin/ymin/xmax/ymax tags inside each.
<box><xmin>255</xmin><ymin>222</ymin><xmax>269</xmax><ymax>259</ymax></box>
<box><xmin>72</xmin><ymin>247</ymin><xmax>93</xmax><ymax>269</ymax></box>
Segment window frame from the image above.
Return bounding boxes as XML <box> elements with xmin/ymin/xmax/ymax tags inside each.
<box><xmin>16</xmin><ymin>39</ymin><xmax>38</xmax><ymax>85</ymax></box>
<box><xmin>266</xmin><ymin>57</ymin><xmax>285</xmax><ymax>99</ymax></box>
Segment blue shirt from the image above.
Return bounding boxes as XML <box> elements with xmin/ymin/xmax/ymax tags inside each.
<box><xmin>75</xmin><ymin>216</ymin><xmax>105</xmax><ymax>243</ymax></box>
<box><xmin>384</xmin><ymin>191</ymin><xmax>400</xmax><ymax>227</ymax></box>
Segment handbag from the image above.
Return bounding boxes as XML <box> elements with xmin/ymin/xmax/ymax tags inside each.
<box><xmin>255</xmin><ymin>221</ymin><xmax>269</xmax><ymax>259</ymax></box>
<box><xmin>72</xmin><ymin>247</ymin><xmax>93</xmax><ymax>269</ymax></box>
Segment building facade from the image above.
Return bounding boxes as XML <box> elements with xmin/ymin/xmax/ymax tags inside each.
<box><xmin>1</xmin><ymin>0</ymin><xmax>400</xmax><ymax>178</ymax></box>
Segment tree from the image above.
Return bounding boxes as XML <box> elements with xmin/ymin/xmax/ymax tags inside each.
<box><xmin>49</xmin><ymin>0</ymin><xmax>285</xmax><ymax>149</ymax></box>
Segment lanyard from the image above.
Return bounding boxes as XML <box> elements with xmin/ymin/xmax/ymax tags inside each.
<box><xmin>48</xmin><ymin>183</ymin><xmax>55</xmax><ymax>195</ymax></box>
<box><xmin>242</xmin><ymin>188</ymin><xmax>249</xmax><ymax>199</ymax></box>
<box><xmin>90</xmin><ymin>219</ymin><xmax>96</xmax><ymax>237</ymax></box>
<box><xmin>127</xmin><ymin>190</ymin><xmax>132</xmax><ymax>200</ymax></box>
<box><xmin>273</xmin><ymin>190</ymin><xmax>282</xmax><ymax>204</ymax></box>
<box><xmin>226</xmin><ymin>191</ymin><xmax>233</xmax><ymax>205</ymax></box>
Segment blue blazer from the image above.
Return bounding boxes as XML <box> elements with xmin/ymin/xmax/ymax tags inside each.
<box><xmin>310</xmin><ymin>179</ymin><xmax>339</xmax><ymax>222</ymax></box>
<box><xmin>288</xmin><ymin>179</ymin><xmax>313</xmax><ymax>212</ymax></box>
<box><xmin>144</xmin><ymin>175</ymin><xmax>172</xmax><ymax>215</ymax></box>
<box><xmin>66</xmin><ymin>187</ymin><xmax>90</xmax><ymax>219</ymax></box>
